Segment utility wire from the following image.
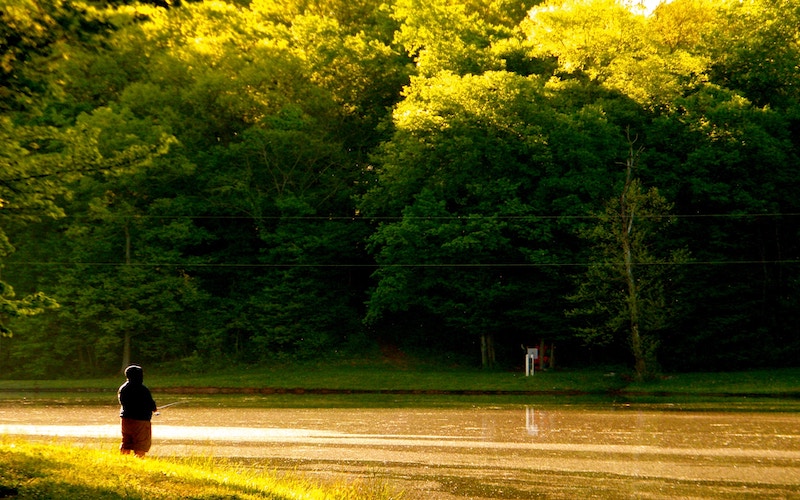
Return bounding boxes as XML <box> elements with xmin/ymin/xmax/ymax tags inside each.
<box><xmin>3</xmin><ymin>213</ymin><xmax>800</xmax><ymax>221</ymax></box>
<box><xmin>8</xmin><ymin>260</ymin><xmax>800</xmax><ymax>268</ymax></box>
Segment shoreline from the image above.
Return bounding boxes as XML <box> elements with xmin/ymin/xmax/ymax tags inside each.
<box><xmin>1</xmin><ymin>385</ymin><xmax>798</xmax><ymax>399</ymax></box>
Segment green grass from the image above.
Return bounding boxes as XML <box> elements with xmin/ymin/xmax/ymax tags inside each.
<box><xmin>148</xmin><ymin>363</ymin><xmax>627</xmax><ymax>392</ymax></box>
<box><xmin>0</xmin><ymin>438</ymin><xmax>399</xmax><ymax>500</ymax></box>
<box><xmin>1</xmin><ymin>361</ymin><xmax>798</xmax><ymax>406</ymax></box>
<box><xmin>0</xmin><ymin>364</ymin><xmax>632</xmax><ymax>408</ymax></box>
<box><xmin>0</xmin><ymin>360</ymin><xmax>621</xmax><ymax>392</ymax></box>
<box><xmin>625</xmin><ymin>368</ymin><xmax>800</xmax><ymax>395</ymax></box>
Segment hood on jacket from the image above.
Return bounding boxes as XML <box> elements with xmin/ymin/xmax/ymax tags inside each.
<box><xmin>124</xmin><ymin>365</ymin><xmax>144</xmax><ymax>384</ymax></box>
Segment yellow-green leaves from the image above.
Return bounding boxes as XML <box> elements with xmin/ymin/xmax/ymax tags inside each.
<box><xmin>522</xmin><ymin>0</ymin><xmax>713</xmax><ymax>106</ymax></box>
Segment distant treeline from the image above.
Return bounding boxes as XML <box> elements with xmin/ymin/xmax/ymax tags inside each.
<box><xmin>1</xmin><ymin>0</ymin><xmax>799</xmax><ymax>377</ymax></box>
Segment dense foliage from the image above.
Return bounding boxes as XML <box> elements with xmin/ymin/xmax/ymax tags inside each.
<box><xmin>1</xmin><ymin>0</ymin><xmax>798</xmax><ymax>377</ymax></box>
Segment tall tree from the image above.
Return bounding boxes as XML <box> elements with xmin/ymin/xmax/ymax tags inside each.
<box><xmin>522</xmin><ymin>0</ymin><xmax>711</xmax><ymax>107</ymax></box>
<box><xmin>362</xmin><ymin>71</ymin><xmax>569</xmax><ymax>367</ymax></box>
<box><xmin>705</xmin><ymin>0</ymin><xmax>800</xmax><ymax>109</ymax></box>
<box><xmin>641</xmin><ymin>83</ymin><xmax>800</xmax><ymax>369</ymax></box>
<box><xmin>98</xmin><ymin>0</ymin><xmax>387</xmax><ymax>360</ymax></box>
<box><xmin>0</xmin><ymin>0</ymin><xmax>117</xmax><ymax>115</ymax></box>
<box><xmin>47</xmin><ymin>106</ymin><xmax>202</xmax><ymax>373</ymax></box>
<box><xmin>568</xmin><ymin>134</ymin><xmax>689</xmax><ymax>378</ymax></box>
<box><xmin>391</xmin><ymin>0</ymin><xmax>534</xmax><ymax>77</ymax></box>
<box><xmin>0</xmin><ymin>121</ymin><xmax>62</xmax><ymax>341</ymax></box>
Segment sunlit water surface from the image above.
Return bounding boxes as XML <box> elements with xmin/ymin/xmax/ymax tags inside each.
<box><xmin>2</xmin><ymin>403</ymin><xmax>799</xmax><ymax>499</ymax></box>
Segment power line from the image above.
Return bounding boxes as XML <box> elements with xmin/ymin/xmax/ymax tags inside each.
<box><xmin>8</xmin><ymin>260</ymin><xmax>800</xmax><ymax>268</ymax></box>
<box><xmin>4</xmin><ymin>212</ymin><xmax>800</xmax><ymax>221</ymax></box>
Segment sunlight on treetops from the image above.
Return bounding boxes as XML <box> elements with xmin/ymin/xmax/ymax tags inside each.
<box><xmin>626</xmin><ymin>0</ymin><xmax>674</xmax><ymax>15</ymax></box>
<box><xmin>532</xmin><ymin>0</ymin><xmax>673</xmax><ymax>16</ymax></box>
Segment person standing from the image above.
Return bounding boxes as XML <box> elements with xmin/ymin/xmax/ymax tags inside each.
<box><xmin>118</xmin><ymin>364</ymin><xmax>157</xmax><ymax>457</ymax></box>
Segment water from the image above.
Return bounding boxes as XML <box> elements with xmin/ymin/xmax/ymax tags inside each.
<box><xmin>2</xmin><ymin>402</ymin><xmax>799</xmax><ymax>498</ymax></box>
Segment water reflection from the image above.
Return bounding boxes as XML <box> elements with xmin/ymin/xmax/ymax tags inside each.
<box><xmin>525</xmin><ymin>406</ymin><xmax>540</xmax><ymax>436</ymax></box>
<box><xmin>2</xmin><ymin>404</ymin><xmax>799</xmax><ymax>499</ymax></box>
<box><xmin>2</xmin><ymin>404</ymin><xmax>799</xmax><ymax>451</ymax></box>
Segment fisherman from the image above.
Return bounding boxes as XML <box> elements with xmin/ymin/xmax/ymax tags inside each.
<box><xmin>118</xmin><ymin>364</ymin><xmax>157</xmax><ymax>457</ymax></box>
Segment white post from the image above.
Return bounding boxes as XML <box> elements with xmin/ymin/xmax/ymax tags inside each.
<box><xmin>525</xmin><ymin>347</ymin><xmax>538</xmax><ymax>376</ymax></box>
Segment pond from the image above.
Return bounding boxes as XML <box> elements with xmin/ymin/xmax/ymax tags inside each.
<box><xmin>2</xmin><ymin>401</ymin><xmax>799</xmax><ymax>499</ymax></box>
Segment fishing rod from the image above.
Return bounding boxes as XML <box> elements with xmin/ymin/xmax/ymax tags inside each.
<box><xmin>154</xmin><ymin>400</ymin><xmax>188</xmax><ymax>416</ymax></box>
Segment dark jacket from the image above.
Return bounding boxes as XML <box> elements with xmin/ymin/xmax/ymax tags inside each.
<box><xmin>118</xmin><ymin>366</ymin><xmax>157</xmax><ymax>421</ymax></box>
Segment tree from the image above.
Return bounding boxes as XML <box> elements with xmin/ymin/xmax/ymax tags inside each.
<box><xmin>391</xmin><ymin>0</ymin><xmax>526</xmax><ymax>76</ymax></box>
<box><xmin>0</xmin><ymin>109</ymin><xmax>177</xmax><ymax>372</ymax></box>
<box><xmin>0</xmin><ymin>0</ymin><xmax>144</xmax><ymax>370</ymax></box>
<box><xmin>46</xmin><ymin>106</ymin><xmax>202</xmax><ymax>373</ymax></box>
<box><xmin>522</xmin><ymin>0</ymin><xmax>711</xmax><ymax>107</ymax></box>
<box><xmin>362</xmin><ymin>71</ymin><xmax>567</xmax><ymax>367</ymax></box>
<box><xmin>4</xmin><ymin>0</ymin><xmax>800</xmax><ymax>376</ymax></box>
<box><xmin>705</xmin><ymin>0</ymin><xmax>800</xmax><ymax>109</ymax></box>
<box><xmin>0</xmin><ymin>0</ymin><xmax>117</xmax><ymax>114</ymax></box>
<box><xmin>568</xmin><ymin>134</ymin><xmax>689</xmax><ymax>378</ymax></box>
<box><xmin>641</xmin><ymin>82</ymin><xmax>800</xmax><ymax>369</ymax></box>
<box><xmin>286</xmin><ymin>11</ymin><xmax>410</xmax><ymax>148</ymax></box>
<box><xmin>523</xmin><ymin>0</ymin><xmax>646</xmax><ymax>80</ymax></box>
<box><xmin>199</xmin><ymin>121</ymin><xmax>370</xmax><ymax>359</ymax></box>
<box><xmin>64</xmin><ymin>0</ymin><xmax>377</xmax><ymax>363</ymax></box>
<box><xmin>0</xmin><ymin>119</ymin><xmax>78</xmax><ymax>339</ymax></box>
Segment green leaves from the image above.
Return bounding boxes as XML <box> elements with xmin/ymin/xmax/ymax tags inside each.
<box><xmin>707</xmin><ymin>0</ymin><xmax>800</xmax><ymax>108</ymax></box>
<box><xmin>0</xmin><ymin>287</ymin><xmax>59</xmax><ymax>337</ymax></box>
<box><xmin>1</xmin><ymin>0</ymin><xmax>800</xmax><ymax>375</ymax></box>
<box><xmin>568</xmin><ymin>141</ymin><xmax>690</xmax><ymax>378</ymax></box>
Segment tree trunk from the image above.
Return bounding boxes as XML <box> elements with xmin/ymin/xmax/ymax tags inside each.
<box><xmin>480</xmin><ymin>333</ymin><xmax>496</xmax><ymax>368</ymax></box>
<box><xmin>621</xmin><ymin>137</ymin><xmax>646</xmax><ymax>380</ymax></box>
<box><xmin>121</xmin><ymin>223</ymin><xmax>132</xmax><ymax>373</ymax></box>
<box><xmin>121</xmin><ymin>331</ymin><xmax>131</xmax><ymax>372</ymax></box>
<box><xmin>539</xmin><ymin>339</ymin><xmax>546</xmax><ymax>371</ymax></box>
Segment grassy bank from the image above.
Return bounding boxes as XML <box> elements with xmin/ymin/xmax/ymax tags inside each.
<box><xmin>1</xmin><ymin>362</ymin><xmax>798</xmax><ymax>398</ymax></box>
<box><xmin>0</xmin><ymin>439</ymin><xmax>397</xmax><ymax>500</ymax></box>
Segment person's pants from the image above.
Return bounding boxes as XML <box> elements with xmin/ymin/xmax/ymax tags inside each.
<box><xmin>120</xmin><ymin>418</ymin><xmax>152</xmax><ymax>455</ymax></box>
